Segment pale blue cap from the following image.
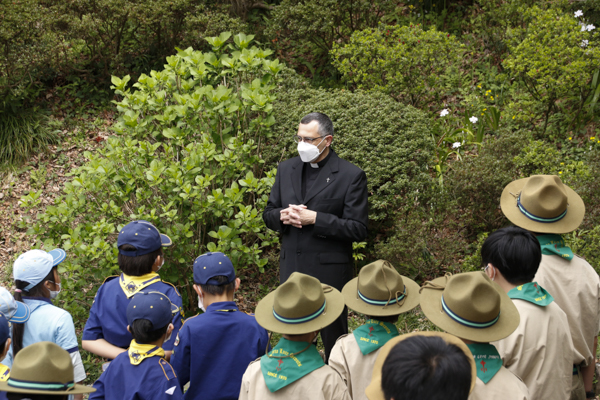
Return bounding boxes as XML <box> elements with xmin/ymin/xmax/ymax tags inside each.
<box><xmin>13</xmin><ymin>249</ymin><xmax>66</xmax><ymax>291</ymax></box>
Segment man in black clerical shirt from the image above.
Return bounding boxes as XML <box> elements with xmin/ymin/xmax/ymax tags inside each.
<box><xmin>263</xmin><ymin>112</ymin><xmax>369</xmax><ymax>360</ymax></box>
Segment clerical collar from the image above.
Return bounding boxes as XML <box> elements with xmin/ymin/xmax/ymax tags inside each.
<box><xmin>308</xmin><ymin>149</ymin><xmax>332</xmax><ymax>169</ymax></box>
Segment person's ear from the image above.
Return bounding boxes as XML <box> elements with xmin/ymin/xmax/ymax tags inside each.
<box><xmin>127</xmin><ymin>325</ymin><xmax>131</xmax><ymax>334</ymax></box>
<box><xmin>152</xmin><ymin>255</ymin><xmax>162</xmax><ymax>268</ymax></box>
<box><xmin>234</xmin><ymin>278</ymin><xmax>241</xmax><ymax>292</ymax></box>
<box><xmin>1</xmin><ymin>338</ymin><xmax>11</xmax><ymax>359</ymax></box>
<box><xmin>166</xmin><ymin>323</ymin><xmax>174</xmax><ymax>337</ymax></box>
<box><xmin>193</xmin><ymin>284</ymin><xmax>202</xmax><ymax>297</ymax></box>
<box><xmin>324</xmin><ymin>135</ymin><xmax>333</xmax><ymax>147</ymax></box>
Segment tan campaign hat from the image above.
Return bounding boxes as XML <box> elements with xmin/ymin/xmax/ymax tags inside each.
<box><xmin>365</xmin><ymin>331</ymin><xmax>476</xmax><ymax>400</ymax></box>
<box><xmin>0</xmin><ymin>341</ymin><xmax>95</xmax><ymax>395</ymax></box>
<box><xmin>501</xmin><ymin>175</ymin><xmax>584</xmax><ymax>234</ymax></box>
<box><xmin>419</xmin><ymin>272</ymin><xmax>519</xmax><ymax>342</ymax></box>
<box><xmin>342</xmin><ymin>260</ymin><xmax>420</xmax><ymax>316</ymax></box>
<box><xmin>255</xmin><ymin>272</ymin><xmax>345</xmax><ymax>335</ymax></box>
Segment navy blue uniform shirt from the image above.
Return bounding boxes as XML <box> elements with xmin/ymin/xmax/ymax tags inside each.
<box><xmin>82</xmin><ymin>274</ymin><xmax>183</xmax><ymax>351</ymax></box>
<box><xmin>90</xmin><ymin>347</ymin><xmax>183</xmax><ymax>400</ymax></box>
<box><xmin>170</xmin><ymin>301</ymin><xmax>269</xmax><ymax>400</ymax></box>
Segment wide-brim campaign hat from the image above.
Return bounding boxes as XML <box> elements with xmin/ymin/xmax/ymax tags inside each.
<box><xmin>501</xmin><ymin>175</ymin><xmax>585</xmax><ymax>234</ymax></box>
<box><xmin>420</xmin><ymin>272</ymin><xmax>519</xmax><ymax>342</ymax></box>
<box><xmin>255</xmin><ymin>272</ymin><xmax>345</xmax><ymax>335</ymax></box>
<box><xmin>342</xmin><ymin>260</ymin><xmax>420</xmax><ymax>316</ymax></box>
<box><xmin>0</xmin><ymin>341</ymin><xmax>95</xmax><ymax>395</ymax></box>
<box><xmin>365</xmin><ymin>331</ymin><xmax>476</xmax><ymax>400</ymax></box>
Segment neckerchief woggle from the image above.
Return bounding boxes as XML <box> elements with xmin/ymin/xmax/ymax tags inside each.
<box><xmin>0</xmin><ymin>364</ymin><xmax>9</xmax><ymax>382</ymax></box>
<box><xmin>507</xmin><ymin>282</ymin><xmax>554</xmax><ymax>306</ymax></box>
<box><xmin>466</xmin><ymin>343</ymin><xmax>502</xmax><ymax>384</ymax></box>
<box><xmin>353</xmin><ymin>319</ymin><xmax>399</xmax><ymax>355</ymax></box>
<box><xmin>128</xmin><ymin>340</ymin><xmax>165</xmax><ymax>365</ymax></box>
<box><xmin>260</xmin><ymin>338</ymin><xmax>325</xmax><ymax>392</ymax></box>
<box><xmin>119</xmin><ymin>272</ymin><xmax>161</xmax><ymax>298</ymax></box>
<box><xmin>537</xmin><ymin>234</ymin><xmax>574</xmax><ymax>261</ymax></box>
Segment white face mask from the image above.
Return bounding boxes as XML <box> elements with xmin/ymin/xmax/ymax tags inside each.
<box><xmin>197</xmin><ymin>295</ymin><xmax>206</xmax><ymax>312</ymax></box>
<box><xmin>297</xmin><ymin>138</ymin><xmax>326</xmax><ymax>163</ymax></box>
<box><xmin>49</xmin><ymin>282</ymin><xmax>61</xmax><ymax>299</ymax></box>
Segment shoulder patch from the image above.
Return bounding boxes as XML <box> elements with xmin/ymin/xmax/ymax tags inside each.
<box><xmin>158</xmin><ymin>359</ymin><xmax>178</xmax><ymax>381</ymax></box>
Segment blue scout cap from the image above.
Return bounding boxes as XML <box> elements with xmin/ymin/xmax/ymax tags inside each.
<box><xmin>0</xmin><ymin>287</ymin><xmax>30</xmax><ymax>323</ymax></box>
<box><xmin>193</xmin><ymin>252</ymin><xmax>236</xmax><ymax>285</ymax></box>
<box><xmin>13</xmin><ymin>249</ymin><xmax>66</xmax><ymax>291</ymax></box>
<box><xmin>127</xmin><ymin>292</ymin><xmax>175</xmax><ymax>329</ymax></box>
<box><xmin>117</xmin><ymin>220</ymin><xmax>173</xmax><ymax>256</ymax></box>
<box><xmin>0</xmin><ymin>315</ymin><xmax>9</xmax><ymax>345</ymax></box>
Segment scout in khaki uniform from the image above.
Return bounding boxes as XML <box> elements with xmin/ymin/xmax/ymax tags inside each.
<box><xmin>420</xmin><ymin>271</ymin><xmax>529</xmax><ymax>400</ymax></box>
<box><xmin>481</xmin><ymin>226</ymin><xmax>574</xmax><ymax>400</ymax></box>
<box><xmin>239</xmin><ymin>272</ymin><xmax>351</xmax><ymax>400</ymax></box>
<box><xmin>365</xmin><ymin>331</ymin><xmax>477</xmax><ymax>400</ymax></box>
<box><xmin>0</xmin><ymin>341</ymin><xmax>95</xmax><ymax>400</ymax></box>
<box><xmin>328</xmin><ymin>260</ymin><xmax>420</xmax><ymax>400</ymax></box>
<box><xmin>501</xmin><ymin>175</ymin><xmax>600</xmax><ymax>400</ymax></box>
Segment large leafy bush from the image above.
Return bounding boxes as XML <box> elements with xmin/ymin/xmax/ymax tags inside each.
<box><xmin>331</xmin><ymin>24</ymin><xmax>464</xmax><ymax>107</ymax></box>
<box><xmin>20</xmin><ymin>33</ymin><xmax>282</xmax><ymax>318</ymax></box>
<box><xmin>267</xmin><ymin>87</ymin><xmax>434</xmax><ymax>233</ymax></box>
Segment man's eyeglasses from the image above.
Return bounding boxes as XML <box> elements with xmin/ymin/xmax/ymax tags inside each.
<box><xmin>293</xmin><ymin>135</ymin><xmax>327</xmax><ymax>144</ymax></box>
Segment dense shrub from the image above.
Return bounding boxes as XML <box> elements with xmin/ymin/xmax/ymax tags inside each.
<box><xmin>268</xmin><ymin>87</ymin><xmax>435</xmax><ymax>234</ymax></box>
<box><xmin>331</xmin><ymin>24</ymin><xmax>464</xmax><ymax>107</ymax></box>
<box><xmin>20</xmin><ymin>33</ymin><xmax>282</xmax><ymax>319</ymax></box>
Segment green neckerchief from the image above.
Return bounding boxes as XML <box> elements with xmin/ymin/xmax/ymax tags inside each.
<box><xmin>260</xmin><ymin>338</ymin><xmax>325</xmax><ymax>392</ymax></box>
<box><xmin>466</xmin><ymin>343</ymin><xmax>503</xmax><ymax>384</ymax></box>
<box><xmin>508</xmin><ymin>282</ymin><xmax>554</xmax><ymax>306</ymax></box>
<box><xmin>0</xmin><ymin>364</ymin><xmax>9</xmax><ymax>382</ymax></box>
<box><xmin>128</xmin><ymin>339</ymin><xmax>165</xmax><ymax>365</ymax></box>
<box><xmin>119</xmin><ymin>272</ymin><xmax>161</xmax><ymax>298</ymax></box>
<box><xmin>353</xmin><ymin>319</ymin><xmax>400</xmax><ymax>355</ymax></box>
<box><xmin>537</xmin><ymin>234</ymin><xmax>574</xmax><ymax>261</ymax></box>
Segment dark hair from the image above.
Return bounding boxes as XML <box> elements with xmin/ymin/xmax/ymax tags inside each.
<box><xmin>12</xmin><ymin>267</ymin><xmax>56</xmax><ymax>357</ymax></box>
<box><xmin>300</xmin><ymin>112</ymin><xmax>334</xmax><ymax>137</ymax></box>
<box><xmin>381</xmin><ymin>335</ymin><xmax>471</xmax><ymax>400</ymax></box>
<box><xmin>481</xmin><ymin>226</ymin><xmax>541</xmax><ymax>285</ymax></box>
<box><xmin>118</xmin><ymin>245</ymin><xmax>162</xmax><ymax>276</ymax></box>
<box><xmin>365</xmin><ymin>315</ymin><xmax>401</xmax><ymax>324</ymax></box>
<box><xmin>129</xmin><ymin>319</ymin><xmax>169</xmax><ymax>344</ymax></box>
<box><xmin>199</xmin><ymin>275</ymin><xmax>236</xmax><ymax>296</ymax></box>
<box><xmin>8</xmin><ymin>394</ymin><xmax>68</xmax><ymax>400</ymax></box>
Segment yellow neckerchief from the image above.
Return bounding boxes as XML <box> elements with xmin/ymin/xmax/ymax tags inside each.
<box><xmin>128</xmin><ymin>340</ymin><xmax>165</xmax><ymax>366</ymax></box>
<box><xmin>0</xmin><ymin>364</ymin><xmax>9</xmax><ymax>381</ymax></box>
<box><xmin>119</xmin><ymin>272</ymin><xmax>161</xmax><ymax>298</ymax></box>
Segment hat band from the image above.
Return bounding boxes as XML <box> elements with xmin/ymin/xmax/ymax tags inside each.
<box><xmin>517</xmin><ymin>196</ymin><xmax>567</xmax><ymax>223</ymax></box>
<box><xmin>273</xmin><ymin>300</ymin><xmax>326</xmax><ymax>324</ymax></box>
<box><xmin>441</xmin><ymin>295</ymin><xmax>500</xmax><ymax>329</ymax></box>
<box><xmin>358</xmin><ymin>286</ymin><xmax>406</xmax><ymax>306</ymax></box>
<box><xmin>7</xmin><ymin>377</ymin><xmax>74</xmax><ymax>391</ymax></box>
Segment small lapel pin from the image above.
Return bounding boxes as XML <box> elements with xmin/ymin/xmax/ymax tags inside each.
<box><xmin>326</xmin><ymin>178</ymin><xmax>330</xmax><ymax>183</ymax></box>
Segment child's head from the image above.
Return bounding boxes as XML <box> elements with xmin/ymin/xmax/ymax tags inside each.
<box><xmin>0</xmin><ymin>314</ymin><xmax>11</xmax><ymax>362</ymax></box>
<box><xmin>0</xmin><ymin>342</ymin><xmax>95</xmax><ymax>398</ymax></box>
<box><xmin>481</xmin><ymin>226</ymin><xmax>541</xmax><ymax>285</ymax></box>
<box><xmin>379</xmin><ymin>334</ymin><xmax>473</xmax><ymax>400</ymax></box>
<box><xmin>342</xmin><ymin>260</ymin><xmax>420</xmax><ymax>320</ymax></box>
<box><xmin>117</xmin><ymin>220</ymin><xmax>172</xmax><ymax>276</ymax></box>
<box><xmin>126</xmin><ymin>292</ymin><xmax>174</xmax><ymax>345</ymax></box>
<box><xmin>193</xmin><ymin>252</ymin><xmax>239</xmax><ymax>302</ymax></box>
<box><xmin>12</xmin><ymin>249</ymin><xmax>65</xmax><ymax>356</ymax></box>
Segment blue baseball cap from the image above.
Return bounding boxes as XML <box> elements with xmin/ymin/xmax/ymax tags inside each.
<box><xmin>193</xmin><ymin>252</ymin><xmax>236</xmax><ymax>285</ymax></box>
<box><xmin>0</xmin><ymin>287</ymin><xmax>29</xmax><ymax>324</ymax></box>
<box><xmin>127</xmin><ymin>292</ymin><xmax>176</xmax><ymax>330</ymax></box>
<box><xmin>13</xmin><ymin>249</ymin><xmax>66</xmax><ymax>291</ymax></box>
<box><xmin>117</xmin><ymin>220</ymin><xmax>173</xmax><ymax>256</ymax></box>
<box><xmin>0</xmin><ymin>315</ymin><xmax>9</xmax><ymax>345</ymax></box>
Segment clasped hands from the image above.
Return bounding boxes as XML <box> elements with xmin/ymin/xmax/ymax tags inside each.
<box><xmin>280</xmin><ymin>204</ymin><xmax>316</xmax><ymax>228</ymax></box>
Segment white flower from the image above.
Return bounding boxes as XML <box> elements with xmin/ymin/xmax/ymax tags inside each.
<box><xmin>582</xmin><ymin>24</ymin><xmax>587</xmax><ymax>32</ymax></box>
<box><xmin>574</xmin><ymin>10</ymin><xmax>583</xmax><ymax>18</ymax></box>
<box><xmin>587</xmin><ymin>24</ymin><xmax>596</xmax><ymax>31</ymax></box>
<box><xmin>440</xmin><ymin>109</ymin><xmax>449</xmax><ymax>117</ymax></box>
<box><xmin>452</xmin><ymin>142</ymin><xmax>461</xmax><ymax>149</ymax></box>
<box><xmin>582</xmin><ymin>39</ymin><xmax>589</xmax><ymax>47</ymax></box>
<box><xmin>469</xmin><ymin>116</ymin><xmax>478</xmax><ymax>124</ymax></box>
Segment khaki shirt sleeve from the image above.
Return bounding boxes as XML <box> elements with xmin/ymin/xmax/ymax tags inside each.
<box><xmin>328</xmin><ymin>338</ymin><xmax>350</xmax><ymax>392</ymax></box>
